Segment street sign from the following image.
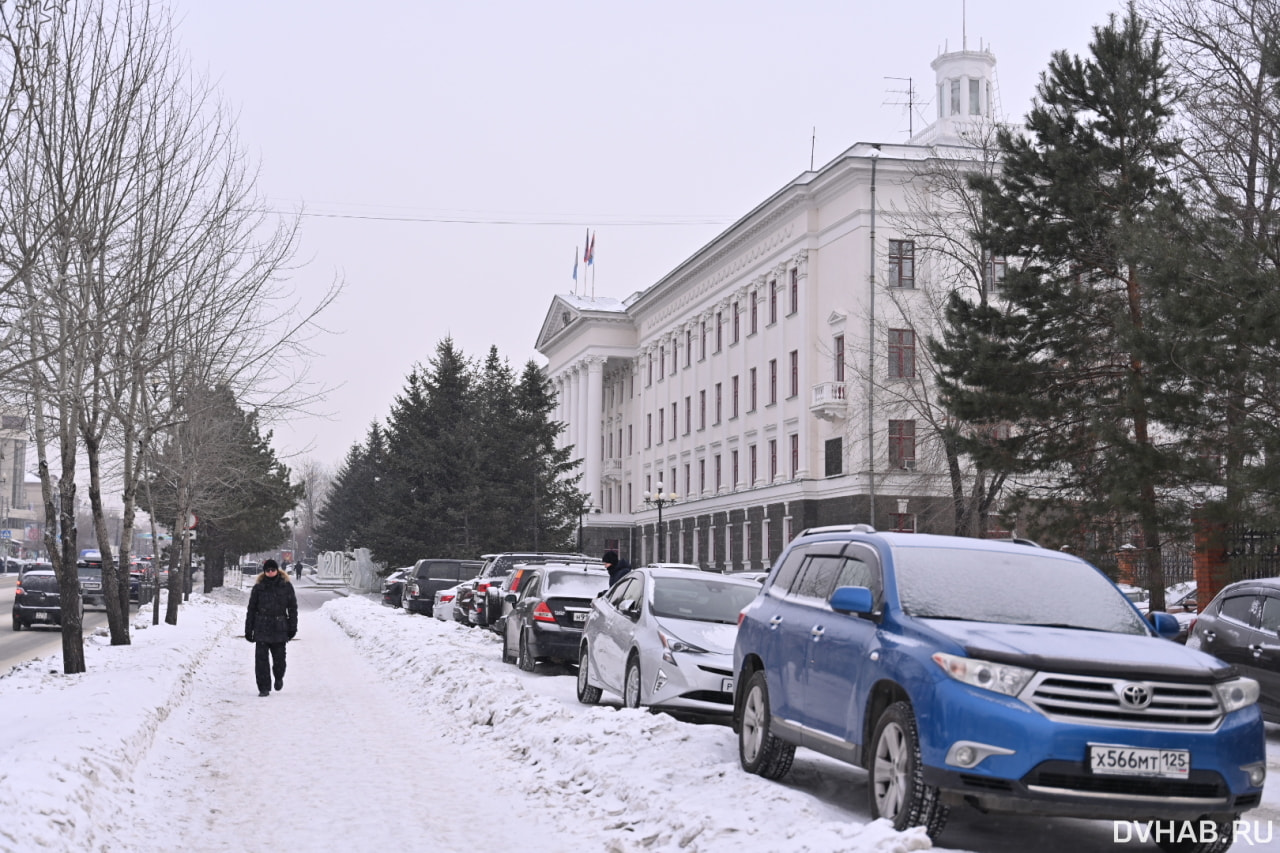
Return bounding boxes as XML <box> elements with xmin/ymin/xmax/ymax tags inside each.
<box><xmin>0</xmin><ymin>530</ymin><xmax>10</xmax><ymax>539</ymax></box>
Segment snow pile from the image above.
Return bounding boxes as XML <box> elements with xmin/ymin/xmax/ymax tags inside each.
<box><xmin>324</xmin><ymin>596</ymin><xmax>934</xmax><ymax>853</ymax></box>
<box><xmin>0</xmin><ymin>593</ymin><xmax>237</xmax><ymax>851</ymax></box>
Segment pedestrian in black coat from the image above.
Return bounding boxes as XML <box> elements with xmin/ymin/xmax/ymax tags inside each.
<box><xmin>245</xmin><ymin>559</ymin><xmax>298</xmax><ymax>696</ymax></box>
<box><xmin>603</xmin><ymin>550</ymin><xmax>631</xmax><ymax>587</ymax></box>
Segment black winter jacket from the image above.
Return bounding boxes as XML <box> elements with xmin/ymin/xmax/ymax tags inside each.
<box><xmin>606</xmin><ymin>558</ymin><xmax>632</xmax><ymax>587</ymax></box>
<box><xmin>245</xmin><ymin>573</ymin><xmax>298</xmax><ymax>643</ymax></box>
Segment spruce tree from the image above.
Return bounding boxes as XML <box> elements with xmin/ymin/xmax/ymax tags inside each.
<box><xmin>932</xmin><ymin>4</ymin><xmax>1190</xmax><ymax>607</ymax></box>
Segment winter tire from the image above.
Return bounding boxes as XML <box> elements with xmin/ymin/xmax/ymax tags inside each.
<box><xmin>868</xmin><ymin>701</ymin><xmax>948</xmax><ymax>838</ymax></box>
<box><xmin>501</xmin><ymin>631</ymin><xmax>513</xmax><ymax>665</ymax></box>
<box><xmin>738</xmin><ymin>670</ymin><xmax>795</xmax><ymax>780</ymax></box>
<box><xmin>576</xmin><ymin>643</ymin><xmax>602</xmax><ymax>705</ymax></box>
<box><xmin>623</xmin><ymin>655</ymin><xmax>642</xmax><ymax>708</ymax></box>
<box><xmin>11</xmin><ymin>616</ymin><xmax>20</xmax><ymax>631</ymax></box>
<box><xmin>1152</xmin><ymin>818</ymin><xmax>1236</xmax><ymax>853</ymax></box>
<box><xmin>518</xmin><ymin>631</ymin><xmax>536</xmax><ymax>672</ymax></box>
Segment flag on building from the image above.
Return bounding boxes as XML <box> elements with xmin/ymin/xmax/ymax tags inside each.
<box><xmin>586</xmin><ymin>231</ymin><xmax>596</xmax><ymax>265</ymax></box>
<box><xmin>573</xmin><ymin>248</ymin><xmax>578</xmax><ymax>283</ymax></box>
<box><xmin>584</xmin><ymin>228</ymin><xmax>591</xmax><ymax>263</ymax></box>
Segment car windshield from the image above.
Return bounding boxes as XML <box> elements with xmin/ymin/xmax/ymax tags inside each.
<box><xmin>650</xmin><ymin>576</ymin><xmax>759</xmax><ymax>624</ymax></box>
<box><xmin>544</xmin><ymin>570</ymin><xmax>610</xmax><ymax>598</ymax></box>
<box><xmin>893</xmin><ymin>546</ymin><xmax>1148</xmax><ymax>634</ymax></box>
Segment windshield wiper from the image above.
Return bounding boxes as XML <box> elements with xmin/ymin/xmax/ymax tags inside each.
<box><xmin>1015</xmin><ymin>622</ymin><xmax>1104</xmax><ymax>631</ymax></box>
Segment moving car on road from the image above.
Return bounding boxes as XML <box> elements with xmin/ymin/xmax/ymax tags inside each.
<box><xmin>12</xmin><ymin>569</ymin><xmax>81</xmax><ymax>630</ymax></box>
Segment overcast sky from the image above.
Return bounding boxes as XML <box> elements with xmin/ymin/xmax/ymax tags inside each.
<box><xmin>169</xmin><ymin>0</ymin><xmax>1126</xmax><ymax>473</ymax></box>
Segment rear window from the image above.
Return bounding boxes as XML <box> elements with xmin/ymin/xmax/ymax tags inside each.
<box><xmin>79</xmin><ymin>567</ymin><xmax>103</xmax><ymax>580</ymax></box>
<box><xmin>21</xmin><ymin>575</ymin><xmax>58</xmax><ymax>593</ymax></box>
<box><xmin>544</xmin><ymin>569</ymin><xmax>611</xmax><ymax>598</ymax></box>
<box><xmin>426</xmin><ymin>562</ymin><xmax>461</xmax><ymax>580</ymax></box>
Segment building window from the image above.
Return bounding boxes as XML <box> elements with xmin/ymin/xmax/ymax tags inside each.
<box><xmin>731</xmin><ymin>449</ymin><xmax>739</xmax><ymax>489</ymax></box>
<box><xmin>834</xmin><ymin>334</ymin><xmax>845</xmax><ymax>382</ymax></box>
<box><xmin>698</xmin><ymin>458</ymin><xmax>706</xmax><ymax>493</ymax></box>
<box><xmin>647</xmin><ymin>353</ymin><xmax>653</xmax><ymax>386</ymax></box>
<box><xmin>715</xmin><ymin>454</ymin><xmax>722</xmax><ymax>491</ymax></box>
<box><xmin>714</xmin><ymin>382</ymin><xmax>722</xmax><ymax>424</ymax></box>
<box><xmin>657</xmin><ymin>409</ymin><xmax>664</xmax><ymax>444</ymax></box>
<box><xmin>670</xmin><ymin>403</ymin><xmax>677</xmax><ymax>441</ymax></box>
<box><xmin>769</xmin><ymin>280</ymin><xmax>778</xmax><ymax>324</ymax></box>
<box><xmin>789</xmin><ymin>434</ymin><xmax>799</xmax><ymax>478</ymax></box>
<box><xmin>684</xmin><ymin>463</ymin><xmax>691</xmax><ymax>496</ymax></box>
<box><xmin>969</xmin><ymin>77</ymin><xmax>981</xmax><ymax>115</ymax></box>
<box><xmin>715</xmin><ymin>311</ymin><xmax>723</xmax><ymax>352</ymax></box>
<box><xmin>684</xmin><ymin>396</ymin><xmax>691</xmax><ymax>435</ymax></box>
<box><xmin>888</xmin><ymin>329</ymin><xmax>916</xmax><ymax>379</ymax></box>
<box><xmin>659</xmin><ymin>345</ymin><xmax>665</xmax><ymax>380</ymax></box>
<box><xmin>950</xmin><ymin>78</ymin><xmax>960</xmax><ymax>115</ymax></box>
<box><xmin>769</xmin><ymin>439</ymin><xmax>778</xmax><ymax>481</ymax></box>
<box><xmin>825</xmin><ymin>437</ymin><xmax>842</xmax><ymax>476</ymax></box>
<box><xmin>749</xmin><ymin>367</ymin><xmax>758</xmax><ymax>411</ymax></box>
<box><xmin>732</xmin><ymin>302</ymin><xmax>740</xmax><ymax>344</ymax></box>
<box><xmin>888</xmin><ymin>240</ymin><xmax>915</xmax><ymax>288</ymax></box>
<box><xmin>731</xmin><ymin>375</ymin><xmax>739</xmax><ymax>419</ymax></box>
<box><xmin>769</xmin><ymin>359</ymin><xmax>777</xmax><ymax>405</ymax></box>
<box><xmin>889</xmin><ymin>419</ymin><xmax>916</xmax><ymax>469</ymax></box>
<box><xmin>685</xmin><ymin>329</ymin><xmax>693</xmax><ymax>366</ymax></box>
<box><xmin>986</xmin><ymin>255</ymin><xmax>1007</xmax><ymax>292</ymax></box>
<box><xmin>646</xmin><ymin>413</ymin><xmax>653</xmax><ymax>448</ymax></box>
<box><xmin>749</xmin><ymin>444</ymin><xmax>758</xmax><ymax>484</ymax></box>
<box><xmin>699</xmin><ymin>390</ymin><xmax>706</xmax><ymax>430</ymax></box>
<box><xmin>789</xmin><ymin>268</ymin><xmax>798</xmax><ymax>314</ymax></box>
<box><xmin>788</xmin><ymin>350</ymin><xmax>798</xmax><ymax>398</ymax></box>
<box><xmin>700</xmin><ymin>321</ymin><xmax>707</xmax><ymax>360</ymax></box>
<box><xmin>750</xmin><ymin>292</ymin><xmax>758</xmax><ymax>334</ymax></box>
<box><xmin>890</xmin><ymin>513</ymin><xmax>916</xmax><ymax>533</ymax></box>
<box><xmin>627</xmin><ymin>424</ymin><xmax>632</xmax><ymax>455</ymax></box>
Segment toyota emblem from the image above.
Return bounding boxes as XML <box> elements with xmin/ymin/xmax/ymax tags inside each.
<box><xmin>1119</xmin><ymin>682</ymin><xmax>1153</xmax><ymax>710</ymax></box>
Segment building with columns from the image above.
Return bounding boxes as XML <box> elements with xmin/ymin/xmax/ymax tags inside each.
<box><xmin>536</xmin><ymin>44</ymin><xmax>1003</xmax><ymax>570</ymax></box>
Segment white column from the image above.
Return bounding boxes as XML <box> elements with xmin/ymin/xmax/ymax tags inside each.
<box><xmin>584</xmin><ymin>357</ymin><xmax>605</xmax><ymax>508</ymax></box>
<box><xmin>565</xmin><ymin>368</ymin><xmax>578</xmax><ymax>461</ymax></box>
<box><xmin>576</xmin><ymin>362</ymin><xmax>589</xmax><ymax>485</ymax></box>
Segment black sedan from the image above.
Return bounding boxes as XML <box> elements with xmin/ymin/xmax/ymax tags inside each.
<box><xmin>381</xmin><ymin>568</ymin><xmax>409</xmax><ymax>608</ymax></box>
<box><xmin>501</xmin><ymin>564</ymin><xmax>610</xmax><ymax>671</ymax></box>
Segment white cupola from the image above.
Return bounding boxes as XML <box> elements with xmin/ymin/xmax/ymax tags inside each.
<box><xmin>909</xmin><ymin>44</ymin><xmax>998</xmax><ymax>146</ymax></box>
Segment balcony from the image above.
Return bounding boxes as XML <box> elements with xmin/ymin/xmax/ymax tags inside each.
<box><xmin>810</xmin><ymin>382</ymin><xmax>848</xmax><ymax>421</ymax></box>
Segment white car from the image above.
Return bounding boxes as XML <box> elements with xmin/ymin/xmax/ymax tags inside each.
<box><xmin>433</xmin><ymin>584</ymin><xmax>460</xmax><ymax>622</ymax></box>
<box><xmin>576</xmin><ymin>566</ymin><xmax>761</xmax><ymax>716</ymax></box>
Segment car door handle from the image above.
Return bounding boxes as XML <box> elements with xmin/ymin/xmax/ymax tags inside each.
<box><xmin>768</xmin><ymin>615</ymin><xmax>783</xmax><ymax>630</ymax></box>
<box><xmin>810</xmin><ymin>626</ymin><xmax>825</xmax><ymax>640</ymax></box>
<box><xmin>1202</xmin><ymin>630</ymin><xmax>1215</xmax><ymax>642</ymax></box>
<box><xmin>1249</xmin><ymin>643</ymin><xmax>1266</xmax><ymax>657</ymax></box>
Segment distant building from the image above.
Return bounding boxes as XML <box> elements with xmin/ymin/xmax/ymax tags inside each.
<box><xmin>536</xmin><ymin>45</ymin><xmax>1003</xmax><ymax>569</ymax></box>
<box><xmin>0</xmin><ymin>412</ymin><xmax>38</xmax><ymax>557</ymax></box>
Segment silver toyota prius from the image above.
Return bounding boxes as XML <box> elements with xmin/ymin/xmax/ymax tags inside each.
<box><xmin>576</xmin><ymin>566</ymin><xmax>761</xmax><ymax>715</ymax></box>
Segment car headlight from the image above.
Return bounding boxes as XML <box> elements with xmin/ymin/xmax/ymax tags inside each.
<box><xmin>932</xmin><ymin>652</ymin><xmax>1036</xmax><ymax>697</ymax></box>
<box><xmin>1215</xmin><ymin>677</ymin><xmax>1260</xmax><ymax>714</ymax></box>
<box><xmin>659</xmin><ymin>631</ymin><xmax>708</xmax><ymax>664</ymax></box>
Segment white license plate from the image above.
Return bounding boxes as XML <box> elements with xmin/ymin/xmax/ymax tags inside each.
<box><xmin>83</xmin><ymin>583</ymin><xmax>100</xmax><ymax>590</ymax></box>
<box><xmin>1089</xmin><ymin>744</ymin><xmax>1189</xmax><ymax>778</ymax></box>
<box><xmin>571</xmin><ymin>611</ymin><xmax>587</xmax><ymax>623</ymax></box>
<box><xmin>721</xmin><ymin>677</ymin><xmax>734</xmax><ymax>693</ymax></box>
<box><xmin>34</xmin><ymin>611</ymin><xmax>49</xmax><ymax>621</ymax></box>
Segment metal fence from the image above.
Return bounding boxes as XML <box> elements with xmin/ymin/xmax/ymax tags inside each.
<box><xmin>1224</xmin><ymin>525</ymin><xmax>1280</xmax><ymax>582</ymax></box>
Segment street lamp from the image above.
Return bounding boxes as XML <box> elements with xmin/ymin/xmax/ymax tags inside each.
<box><xmin>577</xmin><ymin>494</ymin><xmax>599</xmax><ymax>553</ymax></box>
<box><xmin>643</xmin><ymin>481</ymin><xmax>679</xmax><ymax>562</ymax></box>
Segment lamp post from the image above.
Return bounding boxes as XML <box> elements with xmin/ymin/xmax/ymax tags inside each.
<box><xmin>577</xmin><ymin>494</ymin><xmax>598</xmax><ymax>553</ymax></box>
<box><xmin>643</xmin><ymin>481</ymin><xmax>679</xmax><ymax>562</ymax></box>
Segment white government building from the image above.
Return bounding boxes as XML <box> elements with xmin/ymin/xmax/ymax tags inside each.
<box><xmin>536</xmin><ymin>43</ymin><xmax>1005</xmax><ymax>570</ymax></box>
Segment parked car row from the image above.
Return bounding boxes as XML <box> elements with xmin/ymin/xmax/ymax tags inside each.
<box><xmin>407</xmin><ymin>531</ymin><xmax>1268</xmax><ymax>851</ymax></box>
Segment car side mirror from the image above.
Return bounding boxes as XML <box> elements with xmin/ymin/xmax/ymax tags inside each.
<box><xmin>504</xmin><ymin>594</ymin><xmax>517</xmax><ymax>604</ymax></box>
<box><xmin>622</xmin><ymin>600</ymin><xmax>640</xmax><ymax>618</ymax></box>
<box><xmin>1148</xmin><ymin>611</ymin><xmax>1181</xmax><ymax>641</ymax></box>
<box><xmin>829</xmin><ymin>585</ymin><xmax>874</xmax><ymax>615</ymax></box>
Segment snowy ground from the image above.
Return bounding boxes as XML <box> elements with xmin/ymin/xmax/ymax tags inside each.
<box><xmin>2</xmin><ymin>587</ymin><xmax>1280</xmax><ymax>853</ymax></box>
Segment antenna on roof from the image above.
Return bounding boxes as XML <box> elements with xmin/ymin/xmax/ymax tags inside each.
<box><xmin>963</xmin><ymin>0</ymin><xmax>967</xmax><ymax>50</ymax></box>
<box><xmin>884</xmin><ymin>76</ymin><xmax>922</xmax><ymax>139</ymax></box>
<box><xmin>810</xmin><ymin>126</ymin><xmax>816</xmax><ymax>171</ymax></box>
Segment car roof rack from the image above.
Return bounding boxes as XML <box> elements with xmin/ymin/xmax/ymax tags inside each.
<box><xmin>798</xmin><ymin>523</ymin><xmax>876</xmax><ymax>537</ymax></box>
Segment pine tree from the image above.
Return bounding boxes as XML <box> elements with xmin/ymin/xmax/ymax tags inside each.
<box><xmin>933</xmin><ymin>4</ymin><xmax>1190</xmax><ymax>607</ymax></box>
<box><xmin>315</xmin><ymin>423</ymin><xmax>387</xmax><ymax>555</ymax></box>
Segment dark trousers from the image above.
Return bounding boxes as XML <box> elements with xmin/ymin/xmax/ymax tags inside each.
<box><xmin>255</xmin><ymin>640</ymin><xmax>287</xmax><ymax>691</ymax></box>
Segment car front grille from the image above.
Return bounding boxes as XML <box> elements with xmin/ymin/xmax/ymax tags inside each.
<box><xmin>1021</xmin><ymin>673</ymin><xmax>1223</xmax><ymax>731</ymax></box>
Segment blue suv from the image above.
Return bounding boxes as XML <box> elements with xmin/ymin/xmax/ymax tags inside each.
<box><xmin>733</xmin><ymin>527</ymin><xmax>1265</xmax><ymax>851</ymax></box>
